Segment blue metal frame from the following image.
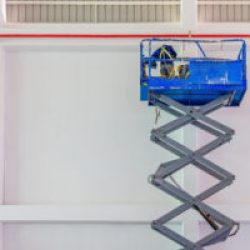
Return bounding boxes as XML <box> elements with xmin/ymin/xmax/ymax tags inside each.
<box><xmin>140</xmin><ymin>39</ymin><xmax>247</xmax><ymax>106</ymax></box>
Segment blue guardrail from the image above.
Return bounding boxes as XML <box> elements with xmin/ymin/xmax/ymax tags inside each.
<box><xmin>140</xmin><ymin>39</ymin><xmax>247</xmax><ymax>106</ymax></box>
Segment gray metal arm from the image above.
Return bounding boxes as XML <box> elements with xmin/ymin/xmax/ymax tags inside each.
<box><xmin>148</xmin><ymin>92</ymin><xmax>239</xmax><ymax>250</ymax></box>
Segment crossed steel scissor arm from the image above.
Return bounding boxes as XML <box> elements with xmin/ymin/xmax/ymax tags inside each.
<box><xmin>148</xmin><ymin>92</ymin><xmax>239</xmax><ymax>250</ymax></box>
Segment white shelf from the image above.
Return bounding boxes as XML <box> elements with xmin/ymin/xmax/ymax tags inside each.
<box><xmin>0</xmin><ymin>204</ymin><xmax>178</xmax><ymax>223</ymax></box>
<box><xmin>0</xmin><ymin>204</ymin><xmax>249</xmax><ymax>223</ymax></box>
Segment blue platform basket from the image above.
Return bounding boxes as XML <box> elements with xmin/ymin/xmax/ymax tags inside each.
<box><xmin>140</xmin><ymin>39</ymin><xmax>247</xmax><ymax>106</ymax></box>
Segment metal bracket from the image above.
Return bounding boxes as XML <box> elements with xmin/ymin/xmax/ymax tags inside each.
<box><xmin>149</xmin><ymin>92</ymin><xmax>238</xmax><ymax>250</ymax></box>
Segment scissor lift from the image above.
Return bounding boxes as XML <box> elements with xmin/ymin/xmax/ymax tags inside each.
<box><xmin>140</xmin><ymin>39</ymin><xmax>247</xmax><ymax>250</ymax></box>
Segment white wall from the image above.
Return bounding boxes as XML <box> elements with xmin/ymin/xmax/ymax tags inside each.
<box><xmin>197</xmin><ymin>44</ymin><xmax>250</xmax><ymax>205</ymax></box>
<box><xmin>0</xmin><ymin>43</ymin><xmax>184</xmax><ymax>250</ymax></box>
<box><xmin>0</xmin><ymin>45</ymin><xmax>5</xmax><ymax>250</ymax></box>
<box><xmin>1</xmin><ymin>41</ymin><xmax>250</xmax><ymax>249</ymax></box>
<box><xmin>3</xmin><ymin>223</ymin><xmax>181</xmax><ymax>250</ymax></box>
<box><xmin>3</xmin><ymin>45</ymin><xmax>182</xmax><ymax>205</ymax></box>
<box><xmin>2</xmin><ymin>40</ymin><xmax>250</xmax><ymax>250</ymax></box>
<box><xmin>196</xmin><ymin>42</ymin><xmax>250</xmax><ymax>248</ymax></box>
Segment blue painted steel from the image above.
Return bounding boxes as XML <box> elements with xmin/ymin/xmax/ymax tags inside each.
<box><xmin>140</xmin><ymin>39</ymin><xmax>247</xmax><ymax>106</ymax></box>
